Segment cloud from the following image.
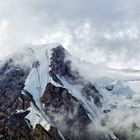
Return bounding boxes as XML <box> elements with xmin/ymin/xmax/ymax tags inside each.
<box><xmin>0</xmin><ymin>0</ymin><xmax>140</xmax><ymax>70</ymax></box>
<box><xmin>100</xmin><ymin>98</ymin><xmax>140</xmax><ymax>140</ymax></box>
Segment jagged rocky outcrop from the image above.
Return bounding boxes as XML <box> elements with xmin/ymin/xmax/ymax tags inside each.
<box><xmin>41</xmin><ymin>82</ymin><xmax>92</xmax><ymax>139</ymax></box>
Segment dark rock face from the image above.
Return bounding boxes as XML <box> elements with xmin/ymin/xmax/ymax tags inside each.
<box><xmin>41</xmin><ymin>82</ymin><xmax>92</xmax><ymax>140</ymax></box>
<box><xmin>82</xmin><ymin>83</ymin><xmax>102</xmax><ymax>107</ymax></box>
<box><xmin>0</xmin><ymin>110</ymin><xmax>62</xmax><ymax>140</ymax></box>
<box><xmin>0</xmin><ymin>57</ymin><xmax>63</xmax><ymax>140</ymax></box>
<box><xmin>0</xmin><ymin>112</ymin><xmax>31</xmax><ymax>140</ymax></box>
<box><xmin>0</xmin><ymin>59</ymin><xmax>30</xmax><ymax>140</ymax></box>
<box><xmin>0</xmin><ymin>59</ymin><xmax>30</xmax><ymax>111</ymax></box>
<box><xmin>50</xmin><ymin>45</ymin><xmax>102</xmax><ymax>108</ymax></box>
<box><xmin>32</xmin><ymin>124</ymin><xmax>62</xmax><ymax>140</ymax></box>
<box><xmin>50</xmin><ymin>45</ymin><xmax>80</xmax><ymax>82</ymax></box>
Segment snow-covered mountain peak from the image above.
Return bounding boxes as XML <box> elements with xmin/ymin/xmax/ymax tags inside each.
<box><xmin>0</xmin><ymin>43</ymin><xmax>139</xmax><ymax>140</ymax></box>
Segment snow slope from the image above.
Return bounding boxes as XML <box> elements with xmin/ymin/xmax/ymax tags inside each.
<box><xmin>23</xmin><ymin>44</ymin><xmax>65</xmax><ymax>139</ymax></box>
<box><xmin>24</xmin><ymin>46</ymin><xmax>49</xmax><ymax>108</ymax></box>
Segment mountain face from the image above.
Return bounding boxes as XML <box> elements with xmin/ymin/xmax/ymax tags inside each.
<box><xmin>0</xmin><ymin>44</ymin><xmax>138</xmax><ymax>140</ymax></box>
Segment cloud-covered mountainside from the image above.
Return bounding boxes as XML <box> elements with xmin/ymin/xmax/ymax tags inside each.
<box><xmin>0</xmin><ymin>43</ymin><xmax>140</xmax><ymax>140</ymax></box>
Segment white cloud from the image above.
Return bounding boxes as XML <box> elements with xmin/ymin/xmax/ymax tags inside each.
<box><xmin>0</xmin><ymin>0</ymin><xmax>140</xmax><ymax>70</ymax></box>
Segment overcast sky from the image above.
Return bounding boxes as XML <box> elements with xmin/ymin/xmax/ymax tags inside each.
<box><xmin>0</xmin><ymin>0</ymin><xmax>140</xmax><ymax>69</ymax></box>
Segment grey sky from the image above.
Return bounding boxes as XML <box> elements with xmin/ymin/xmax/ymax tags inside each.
<box><xmin>0</xmin><ymin>0</ymin><xmax>140</xmax><ymax>69</ymax></box>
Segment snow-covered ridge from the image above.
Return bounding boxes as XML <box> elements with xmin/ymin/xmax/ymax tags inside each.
<box><xmin>5</xmin><ymin>43</ymin><xmax>64</xmax><ymax>139</ymax></box>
